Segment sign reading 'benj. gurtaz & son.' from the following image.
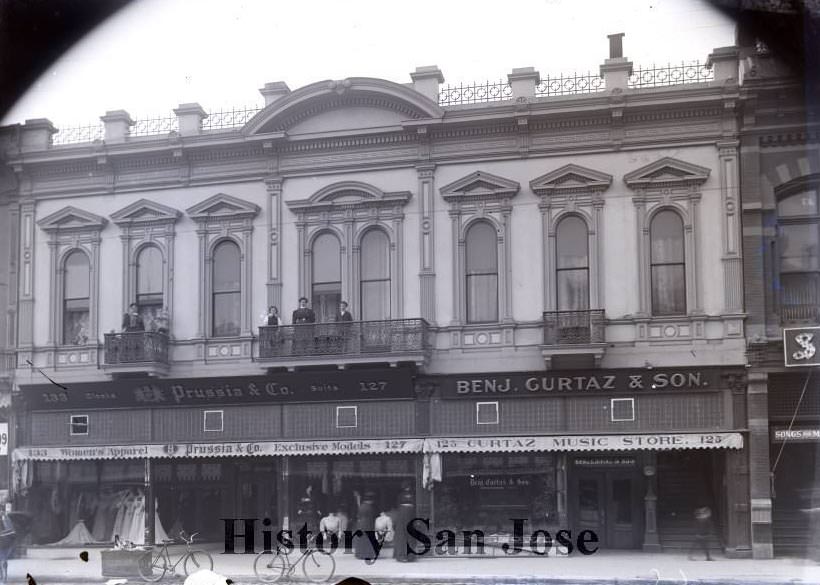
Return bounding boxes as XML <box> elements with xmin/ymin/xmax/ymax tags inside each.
<box><xmin>18</xmin><ymin>368</ymin><xmax>413</xmax><ymax>410</ymax></box>
<box><xmin>437</xmin><ymin>368</ymin><xmax>722</xmax><ymax>398</ymax></box>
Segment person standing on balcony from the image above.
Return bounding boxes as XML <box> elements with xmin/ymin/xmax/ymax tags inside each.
<box><xmin>266</xmin><ymin>306</ymin><xmax>281</xmax><ymax>327</ymax></box>
<box><xmin>292</xmin><ymin>297</ymin><xmax>316</xmax><ymax>324</ymax></box>
<box><xmin>292</xmin><ymin>298</ymin><xmax>316</xmax><ymax>354</ymax></box>
<box><xmin>335</xmin><ymin>301</ymin><xmax>353</xmax><ymax>322</ymax></box>
<box><xmin>121</xmin><ymin>303</ymin><xmax>145</xmax><ymax>332</ymax></box>
<box><xmin>335</xmin><ymin>301</ymin><xmax>353</xmax><ymax>353</ymax></box>
<box><xmin>155</xmin><ymin>307</ymin><xmax>170</xmax><ymax>335</ymax></box>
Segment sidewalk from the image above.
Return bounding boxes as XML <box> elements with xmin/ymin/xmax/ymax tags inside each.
<box><xmin>8</xmin><ymin>545</ymin><xmax>820</xmax><ymax>584</ymax></box>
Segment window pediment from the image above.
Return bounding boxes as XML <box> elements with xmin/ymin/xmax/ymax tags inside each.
<box><xmin>37</xmin><ymin>206</ymin><xmax>107</xmax><ymax>233</ymax></box>
<box><xmin>186</xmin><ymin>193</ymin><xmax>260</xmax><ymax>222</ymax></box>
<box><xmin>440</xmin><ymin>171</ymin><xmax>520</xmax><ymax>203</ymax></box>
<box><xmin>530</xmin><ymin>164</ymin><xmax>612</xmax><ymax>196</ymax></box>
<box><xmin>111</xmin><ymin>199</ymin><xmax>181</xmax><ymax>227</ymax></box>
<box><xmin>287</xmin><ymin>181</ymin><xmax>411</xmax><ymax>214</ymax></box>
<box><xmin>624</xmin><ymin>157</ymin><xmax>710</xmax><ymax>189</ymax></box>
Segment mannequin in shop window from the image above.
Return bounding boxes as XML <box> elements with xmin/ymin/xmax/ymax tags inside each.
<box><xmin>393</xmin><ymin>484</ymin><xmax>416</xmax><ymax>562</ymax></box>
<box><xmin>319</xmin><ymin>510</ymin><xmax>341</xmax><ymax>540</ymax></box>
<box><xmin>374</xmin><ymin>510</ymin><xmax>394</xmax><ymax>544</ymax></box>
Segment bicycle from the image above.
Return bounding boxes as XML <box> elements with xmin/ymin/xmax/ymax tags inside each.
<box><xmin>138</xmin><ymin>530</ymin><xmax>213</xmax><ymax>582</ymax></box>
<box><xmin>253</xmin><ymin>533</ymin><xmax>336</xmax><ymax>583</ymax></box>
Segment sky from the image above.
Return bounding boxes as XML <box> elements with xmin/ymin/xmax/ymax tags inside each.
<box><xmin>2</xmin><ymin>0</ymin><xmax>737</xmax><ymax>129</ymax></box>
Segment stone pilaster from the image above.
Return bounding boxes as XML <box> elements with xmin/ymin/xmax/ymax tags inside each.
<box><xmin>417</xmin><ymin>163</ymin><xmax>437</xmax><ymax>324</ymax></box>
<box><xmin>15</xmin><ymin>201</ymin><xmax>35</xmax><ymax>347</ymax></box>
<box><xmin>747</xmin><ymin>371</ymin><xmax>773</xmax><ymax>558</ymax></box>
<box><xmin>642</xmin><ymin>452</ymin><xmax>661</xmax><ymax>552</ymax></box>
<box><xmin>265</xmin><ymin>175</ymin><xmax>284</xmax><ymax>313</ymax></box>
<box><xmin>718</xmin><ymin>140</ymin><xmax>744</xmax><ymax>313</ymax></box>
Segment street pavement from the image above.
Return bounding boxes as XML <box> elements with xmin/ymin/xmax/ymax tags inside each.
<box><xmin>7</xmin><ymin>544</ymin><xmax>820</xmax><ymax>585</ymax></box>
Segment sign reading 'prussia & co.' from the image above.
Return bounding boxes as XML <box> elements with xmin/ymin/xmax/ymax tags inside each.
<box><xmin>436</xmin><ymin>368</ymin><xmax>723</xmax><ymax>399</ymax></box>
<box><xmin>18</xmin><ymin>367</ymin><xmax>414</xmax><ymax>410</ymax></box>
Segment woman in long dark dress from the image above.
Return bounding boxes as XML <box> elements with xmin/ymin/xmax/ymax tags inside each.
<box><xmin>393</xmin><ymin>484</ymin><xmax>416</xmax><ymax>562</ymax></box>
<box><xmin>354</xmin><ymin>490</ymin><xmax>377</xmax><ymax>561</ymax></box>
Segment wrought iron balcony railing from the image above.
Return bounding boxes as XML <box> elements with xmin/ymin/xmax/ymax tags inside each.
<box><xmin>543</xmin><ymin>310</ymin><xmax>605</xmax><ymax>345</ymax></box>
<box><xmin>104</xmin><ymin>331</ymin><xmax>170</xmax><ymax>365</ymax></box>
<box><xmin>781</xmin><ymin>303</ymin><xmax>820</xmax><ymax>323</ymax></box>
<box><xmin>258</xmin><ymin>319</ymin><xmax>431</xmax><ymax>359</ymax></box>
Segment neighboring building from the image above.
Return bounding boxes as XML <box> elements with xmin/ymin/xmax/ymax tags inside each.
<box><xmin>740</xmin><ymin>42</ymin><xmax>820</xmax><ymax>559</ymax></box>
<box><xmin>0</xmin><ymin>35</ymin><xmax>763</xmax><ymax>555</ymax></box>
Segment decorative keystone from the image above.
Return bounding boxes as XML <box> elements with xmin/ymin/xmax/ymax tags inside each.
<box><xmin>20</xmin><ymin>118</ymin><xmax>56</xmax><ymax>152</ymax></box>
<box><xmin>507</xmin><ymin>67</ymin><xmax>540</xmax><ymax>99</ymax></box>
<box><xmin>100</xmin><ymin>110</ymin><xmax>133</xmax><ymax>143</ymax></box>
<box><xmin>173</xmin><ymin>103</ymin><xmax>208</xmax><ymax>137</ymax></box>
<box><xmin>707</xmin><ymin>46</ymin><xmax>740</xmax><ymax>82</ymax></box>
<box><xmin>410</xmin><ymin>66</ymin><xmax>445</xmax><ymax>102</ymax></box>
<box><xmin>259</xmin><ymin>81</ymin><xmax>291</xmax><ymax>106</ymax></box>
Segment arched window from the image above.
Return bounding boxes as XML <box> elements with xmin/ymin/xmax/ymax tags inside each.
<box><xmin>136</xmin><ymin>245</ymin><xmax>163</xmax><ymax>326</ymax></box>
<box><xmin>777</xmin><ymin>188</ymin><xmax>820</xmax><ymax>321</ymax></box>
<box><xmin>556</xmin><ymin>216</ymin><xmax>589</xmax><ymax>311</ymax></box>
<box><xmin>212</xmin><ymin>241</ymin><xmax>241</xmax><ymax>337</ymax></box>
<box><xmin>650</xmin><ymin>210</ymin><xmax>686</xmax><ymax>316</ymax></box>
<box><xmin>360</xmin><ymin>229</ymin><xmax>391</xmax><ymax>321</ymax></box>
<box><xmin>63</xmin><ymin>250</ymin><xmax>90</xmax><ymax>345</ymax></box>
<box><xmin>465</xmin><ymin>221</ymin><xmax>498</xmax><ymax>323</ymax></box>
<box><xmin>312</xmin><ymin>233</ymin><xmax>342</xmax><ymax>323</ymax></box>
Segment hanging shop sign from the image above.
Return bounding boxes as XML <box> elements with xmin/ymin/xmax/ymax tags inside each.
<box><xmin>771</xmin><ymin>427</ymin><xmax>820</xmax><ymax>443</ymax></box>
<box><xmin>783</xmin><ymin>327</ymin><xmax>820</xmax><ymax>367</ymax></box>
<box><xmin>423</xmin><ymin>432</ymin><xmax>743</xmax><ymax>453</ymax></box>
<box><xmin>18</xmin><ymin>367</ymin><xmax>414</xmax><ymax>410</ymax></box>
<box><xmin>12</xmin><ymin>437</ymin><xmax>425</xmax><ymax>461</ymax></box>
<box><xmin>574</xmin><ymin>456</ymin><xmax>636</xmax><ymax>467</ymax></box>
<box><xmin>435</xmin><ymin>368</ymin><xmax>724</xmax><ymax>398</ymax></box>
<box><xmin>0</xmin><ymin>422</ymin><xmax>7</xmax><ymax>456</ymax></box>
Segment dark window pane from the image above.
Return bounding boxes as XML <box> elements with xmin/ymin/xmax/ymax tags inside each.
<box><xmin>467</xmin><ymin>274</ymin><xmax>498</xmax><ymax>323</ymax></box>
<box><xmin>361</xmin><ymin>280</ymin><xmax>390</xmax><ymax>321</ymax></box>
<box><xmin>212</xmin><ymin>291</ymin><xmax>240</xmax><ymax>337</ymax></box>
<box><xmin>578</xmin><ymin>479</ymin><xmax>601</xmax><ymax>523</ymax></box>
<box><xmin>213</xmin><ymin>241</ymin><xmax>240</xmax><ymax>292</ymax></box>
<box><xmin>360</xmin><ymin>229</ymin><xmax>390</xmax><ymax>280</ymax></box>
<box><xmin>312</xmin><ymin>289</ymin><xmax>341</xmax><ymax>324</ymax></box>
<box><xmin>312</xmin><ymin>233</ymin><xmax>341</xmax><ymax>283</ymax></box>
<box><xmin>64</xmin><ymin>250</ymin><xmax>90</xmax><ymax>300</ymax></box>
<box><xmin>63</xmin><ymin>309</ymin><xmax>90</xmax><ymax>345</ymax></box>
<box><xmin>556</xmin><ymin>216</ymin><xmax>588</xmax><ymax>269</ymax></box>
<box><xmin>651</xmin><ymin>264</ymin><xmax>686</xmax><ymax>315</ymax></box>
<box><xmin>466</xmin><ymin>221</ymin><xmax>498</xmax><ymax>273</ymax></box>
<box><xmin>137</xmin><ymin>246</ymin><xmax>163</xmax><ymax>296</ymax></box>
<box><xmin>650</xmin><ymin>210</ymin><xmax>684</xmax><ymax>263</ymax></box>
<box><xmin>778</xmin><ymin>190</ymin><xmax>819</xmax><ymax>217</ymax></box>
<box><xmin>612</xmin><ymin>479</ymin><xmax>632</xmax><ymax>524</ymax></box>
<box><xmin>779</xmin><ymin>224</ymin><xmax>820</xmax><ymax>271</ymax></box>
<box><xmin>557</xmin><ymin>268</ymin><xmax>590</xmax><ymax>311</ymax></box>
<box><xmin>360</xmin><ymin>229</ymin><xmax>391</xmax><ymax>320</ymax></box>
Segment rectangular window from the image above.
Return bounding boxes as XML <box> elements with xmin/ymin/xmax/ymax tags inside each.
<box><xmin>650</xmin><ymin>264</ymin><xmax>686</xmax><ymax>315</ymax></box>
<box><xmin>70</xmin><ymin>414</ymin><xmax>89</xmax><ymax>436</ymax></box>
<box><xmin>336</xmin><ymin>405</ymin><xmax>358</xmax><ymax>428</ymax></box>
<box><xmin>212</xmin><ymin>292</ymin><xmax>241</xmax><ymax>337</ymax></box>
<box><xmin>203</xmin><ymin>410</ymin><xmax>224</xmax><ymax>432</ymax></box>
<box><xmin>476</xmin><ymin>401</ymin><xmax>499</xmax><ymax>425</ymax></box>
<box><xmin>63</xmin><ymin>300</ymin><xmax>90</xmax><ymax>345</ymax></box>
<box><xmin>466</xmin><ymin>274</ymin><xmax>499</xmax><ymax>323</ymax></box>
<box><xmin>611</xmin><ymin>398</ymin><xmax>635</xmax><ymax>422</ymax></box>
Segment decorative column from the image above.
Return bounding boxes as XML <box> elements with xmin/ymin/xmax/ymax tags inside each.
<box><xmin>450</xmin><ymin>210</ymin><xmax>462</xmax><ymax>325</ymax></box>
<box><xmin>500</xmin><ymin>205</ymin><xmax>514</xmax><ymax>323</ymax></box>
<box><xmin>265</xmin><ymin>175</ymin><xmax>284</xmax><ymax>313</ymax></box>
<box><xmin>687</xmin><ymin>190</ymin><xmax>704</xmax><ymax>314</ymax></box>
<box><xmin>196</xmin><ymin>228</ymin><xmax>207</xmax><ymax>338</ymax></box>
<box><xmin>747</xmin><ymin>371</ymin><xmax>773</xmax><ymax>558</ymax></box>
<box><xmin>392</xmin><ymin>214</ymin><xmax>404</xmax><ymax>318</ymax></box>
<box><xmin>417</xmin><ymin>164</ymin><xmax>436</xmax><ymax>324</ymax></box>
<box><xmin>642</xmin><ymin>454</ymin><xmax>661</xmax><ymax>551</ymax></box>
<box><xmin>633</xmin><ymin>196</ymin><xmax>649</xmax><ymax>316</ymax></box>
<box><xmin>591</xmin><ymin>195</ymin><xmax>605</xmax><ymax>309</ymax></box>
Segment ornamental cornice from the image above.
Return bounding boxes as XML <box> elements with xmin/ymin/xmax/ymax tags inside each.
<box><xmin>623</xmin><ymin>156</ymin><xmax>711</xmax><ymax>190</ymax></box>
<box><xmin>530</xmin><ymin>164</ymin><xmax>613</xmax><ymax>197</ymax></box>
<box><xmin>286</xmin><ymin>181</ymin><xmax>412</xmax><ymax>216</ymax></box>
<box><xmin>37</xmin><ymin>205</ymin><xmax>108</xmax><ymax>233</ymax></box>
<box><xmin>440</xmin><ymin>170</ymin><xmax>520</xmax><ymax>203</ymax></box>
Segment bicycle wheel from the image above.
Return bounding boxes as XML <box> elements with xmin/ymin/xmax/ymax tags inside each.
<box><xmin>254</xmin><ymin>550</ymin><xmax>287</xmax><ymax>583</ymax></box>
<box><xmin>183</xmin><ymin>550</ymin><xmax>214</xmax><ymax>576</ymax></box>
<box><xmin>137</xmin><ymin>548</ymin><xmax>167</xmax><ymax>582</ymax></box>
<box><xmin>302</xmin><ymin>550</ymin><xmax>335</xmax><ymax>583</ymax></box>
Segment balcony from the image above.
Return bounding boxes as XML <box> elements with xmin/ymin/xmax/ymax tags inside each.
<box><xmin>781</xmin><ymin>303</ymin><xmax>820</xmax><ymax>324</ymax></box>
<box><xmin>257</xmin><ymin>319</ymin><xmax>431</xmax><ymax>368</ymax></box>
<box><xmin>103</xmin><ymin>331</ymin><xmax>170</xmax><ymax>376</ymax></box>
<box><xmin>541</xmin><ymin>310</ymin><xmax>606</xmax><ymax>369</ymax></box>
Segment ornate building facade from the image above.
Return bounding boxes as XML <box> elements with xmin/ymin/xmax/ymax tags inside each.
<box><xmin>0</xmin><ymin>36</ymin><xmax>782</xmax><ymax>557</ymax></box>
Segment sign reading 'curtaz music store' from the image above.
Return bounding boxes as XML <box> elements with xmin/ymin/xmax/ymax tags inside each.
<box><xmin>436</xmin><ymin>368</ymin><xmax>723</xmax><ymax>398</ymax></box>
<box><xmin>17</xmin><ymin>368</ymin><xmax>414</xmax><ymax>410</ymax></box>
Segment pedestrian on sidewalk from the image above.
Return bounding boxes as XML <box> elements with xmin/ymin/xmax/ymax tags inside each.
<box><xmin>688</xmin><ymin>506</ymin><xmax>713</xmax><ymax>561</ymax></box>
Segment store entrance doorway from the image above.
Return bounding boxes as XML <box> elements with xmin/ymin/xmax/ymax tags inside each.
<box><xmin>571</xmin><ymin>468</ymin><xmax>641</xmax><ymax>549</ymax></box>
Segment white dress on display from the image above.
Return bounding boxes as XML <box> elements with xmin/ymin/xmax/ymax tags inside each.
<box><xmin>50</xmin><ymin>519</ymin><xmax>96</xmax><ymax>545</ymax></box>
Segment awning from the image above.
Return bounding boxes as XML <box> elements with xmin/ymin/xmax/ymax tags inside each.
<box><xmin>12</xmin><ymin>432</ymin><xmax>744</xmax><ymax>462</ymax></box>
<box><xmin>12</xmin><ymin>438</ymin><xmax>424</xmax><ymax>461</ymax></box>
<box><xmin>422</xmin><ymin>432</ymin><xmax>744</xmax><ymax>453</ymax></box>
